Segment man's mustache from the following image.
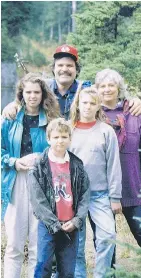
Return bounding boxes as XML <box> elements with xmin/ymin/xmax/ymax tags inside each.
<box><xmin>59</xmin><ymin>71</ymin><xmax>72</xmax><ymax>76</ymax></box>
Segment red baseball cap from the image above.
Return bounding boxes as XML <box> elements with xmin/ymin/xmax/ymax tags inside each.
<box><xmin>53</xmin><ymin>44</ymin><xmax>78</xmax><ymax>61</ymax></box>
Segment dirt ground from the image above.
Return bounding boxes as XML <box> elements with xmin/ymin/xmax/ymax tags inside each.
<box><xmin>1</xmin><ymin>214</ymin><xmax>141</xmax><ymax>278</ymax></box>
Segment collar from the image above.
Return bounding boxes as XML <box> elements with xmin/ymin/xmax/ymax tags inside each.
<box><xmin>102</xmin><ymin>100</ymin><xmax>125</xmax><ymax>112</ymax></box>
<box><xmin>16</xmin><ymin>107</ymin><xmax>47</xmax><ymax>126</ymax></box>
<box><xmin>102</xmin><ymin>99</ymin><xmax>130</xmax><ymax>115</ymax></box>
<box><xmin>48</xmin><ymin>148</ymin><xmax>70</xmax><ymax>163</ymax></box>
<box><xmin>75</xmin><ymin>120</ymin><xmax>96</xmax><ymax>129</ymax></box>
<box><xmin>53</xmin><ymin>79</ymin><xmax>78</xmax><ymax>96</ymax></box>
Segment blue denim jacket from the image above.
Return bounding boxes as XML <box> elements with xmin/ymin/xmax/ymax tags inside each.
<box><xmin>1</xmin><ymin>107</ymin><xmax>48</xmax><ymax>219</ymax></box>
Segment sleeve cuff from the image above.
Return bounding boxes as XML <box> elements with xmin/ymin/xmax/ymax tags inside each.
<box><xmin>71</xmin><ymin>217</ymin><xmax>83</xmax><ymax>229</ymax></box>
<box><xmin>9</xmin><ymin>157</ymin><xmax>17</xmax><ymax>168</ymax></box>
<box><xmin>51</xmin><ymin>221</ymin><xmax>62</xmax><ymax>234</ymax></box>
<box><xmin>3</xmin><ymin>157</ymin><xmax>17</xmax><ymax>168</ymax></box>
<box><xmin>110</xmin><ymin>198</ymin><xmax>121</xmax><ymax>203</ymax></box>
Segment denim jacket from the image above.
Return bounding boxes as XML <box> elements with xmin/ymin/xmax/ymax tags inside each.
<box><xmin>28</xmin><ymin>148</ymin><xmax>90</xmax><ymax>234</ymax></box>
<box><xmin>1</xmin><ymin>107</ymin><xmax>48</xmax><ymax>219</ymax></box>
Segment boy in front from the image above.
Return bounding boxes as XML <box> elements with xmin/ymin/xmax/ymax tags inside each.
<box><xmin>28</xmin><ymin>118</ymin><xmax>90</xmax><ymax>278</ymax></box>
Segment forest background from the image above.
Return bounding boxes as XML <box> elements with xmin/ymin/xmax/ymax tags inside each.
<box><xmin>1</xmin><ymin>1</ymin><xmax>141</xmax><ymax>93</ymax></box>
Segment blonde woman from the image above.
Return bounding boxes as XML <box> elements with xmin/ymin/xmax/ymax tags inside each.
<box><xmin>70</xmin><ymin>87</ymin><xmax>122</xmax><ymax>278</ymax></box>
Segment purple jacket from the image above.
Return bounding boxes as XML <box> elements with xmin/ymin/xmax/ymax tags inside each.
<box><xmin>103</xmin><ymin>101</ymin><xmax>141</xmax><ymax>207</ymax></box>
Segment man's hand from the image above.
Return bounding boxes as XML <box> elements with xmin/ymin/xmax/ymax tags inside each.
<box><xmin>129</xmin><ymin>98</ymin><xmax>141</xmax><ymax>116</ymax></box>
<box><xmin>2</xmin><ymin>102</ymin><xmax>19</xmax><ymax>120</ymax></box>
<box><xmin>111</xmin><ymin>202</ymin><xmax>122</xmax><ymax>215</ymax></box>
<box><xmin>61</xmin><ymin>221</ymin><xmax>75</xmax><ymax>232</ymax></box>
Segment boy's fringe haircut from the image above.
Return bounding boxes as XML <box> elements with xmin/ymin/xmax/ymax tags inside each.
<box><xmin>47</xmin><ymin>117</ymin><xmax>72</xmax><ymax>140</ymax></box>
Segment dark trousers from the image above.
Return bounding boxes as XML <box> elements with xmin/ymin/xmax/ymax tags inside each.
<box><xmin>122</xmin><ymin>205</ymin><xmax>141</xmax><ymax>247</ymax></box>
<box><xmin>34</xmin><ymin>221</ymin><xmax>79</xmax><ymax>278</ymax></box>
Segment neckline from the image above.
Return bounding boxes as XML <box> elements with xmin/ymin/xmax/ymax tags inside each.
<box><xmin>75</xmin><ymin>120</ymin><xmax>96</xmax><ymax>129</ymax></box>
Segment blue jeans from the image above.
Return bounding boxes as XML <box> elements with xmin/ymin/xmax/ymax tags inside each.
<box><xmin>89</xmin><ymin>191</ymin><xmax>116</xmax><ymax>278</ymax></box>
<box><xmin>75</xmin><ymin>221</ymin><xmax>86</xmax><ymax>278</ymax></box>
<box><xmin>88</xmin><ymin>211</ymin><xmax>116</xmax><ymax>269</ymax></box>
<box><xmin>34</xmin><ymin>221</ymin><xmax>79</xmax><ymax>278</ymax></box>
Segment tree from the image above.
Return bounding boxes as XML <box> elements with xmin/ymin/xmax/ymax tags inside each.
<box><xmin>1</xmin><ymin>1</ymin><xmax>34</xmax><ymax>61</ymax></box>
<box><xmin>72</xmin><ymin>1</ymin><xmax>77</xmax><ymax>32</ymax></box>
<box><xmin>67</xmin><ymin>1</ymin><xmax>141</xmax><ymax>88</ymax></box>
<box><xmin>1</xmin><ymin>1</ymin><xmax>33</xmax><ymax>37</ymax></box>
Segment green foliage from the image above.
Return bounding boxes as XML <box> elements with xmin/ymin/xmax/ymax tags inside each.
<box><xmin>1</xmin><ymin>1</ymin><xmax>75</xmax><ymax>64</ymax></box>
<box><xmin>1</xmin><ymin>23</ymin><xmax>17</xmax><ymax>62</ymax></box>
<box><xmin>1</xmin><ymin>1</ymin><xmax>74</xmax><ymax>45</ymax></box>
<box><xmin>1</xmin><ymin>1</ymin><xmax>34</xmax><ymax>62</ymax></box>
<box><xmin>31</xmin><ymin>50</ymin><xmax>48</xmax><ymax>67</ymax></box>
<box><xmin>1</xmin><ymin>1</ymin><xmax>141</xmax><ymax>90</ymax></box>
<box><xmin>67</xmin><ymin>1</ymin><xmax>141</xmax><ymax>89</ymax></box>
<box><xmin>106</xmin><ymin>198</ymin><xmax>141</xmax><ymax>278</ymax></box>
<box><xmin>1</xmin><ymin>1</ymin><xmax>33</xmax><ymax>37</ymax></box>
<box><xmin>19</xmin><ymin>37</ymin><xmax>49</xmax><ymax>68</ymax></box>
<box><xmin>106</xmin><ymin>241</ymin><xmax>141</xmax><ymax>277</ymax></box>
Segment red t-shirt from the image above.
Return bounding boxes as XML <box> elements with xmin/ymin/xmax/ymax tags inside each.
<box><xmin>49</xmin><ymin>160</ymin><xmax>74</xmax><ymax>221</ymax></box>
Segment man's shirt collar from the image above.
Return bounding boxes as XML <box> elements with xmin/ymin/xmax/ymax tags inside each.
<box><xmin>53</xmin><ymin>79</ymin><xmax>78</xmax><ymax>96</ymax></box>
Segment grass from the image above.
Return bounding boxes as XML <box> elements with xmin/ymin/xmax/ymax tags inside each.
<box><xmin>1</xmin><ymin>214</ymin><xmax>140</xmax><ymax>278</ymax></box>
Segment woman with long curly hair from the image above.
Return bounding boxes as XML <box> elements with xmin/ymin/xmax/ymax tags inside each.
<box><xmin>1</xmin><ymin>72</ymin><xmax>60</xmax><ymax>278</ymax></box>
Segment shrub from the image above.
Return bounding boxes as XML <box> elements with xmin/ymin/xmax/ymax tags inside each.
<box><xmin>31</xmin><ymin>50</ymin><xmax>48</xmax><ymax>67</ymax></box>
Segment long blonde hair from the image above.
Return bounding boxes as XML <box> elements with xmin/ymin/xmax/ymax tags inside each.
<box><xmin>15</xmin><ymin>72</ymin><xmax>60</xmax><ymax>122</ymax></box>
<box><xmin>70</xmin><ymin>84</ymin><xmax>103</xmax><ymax>127</ymax></box>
